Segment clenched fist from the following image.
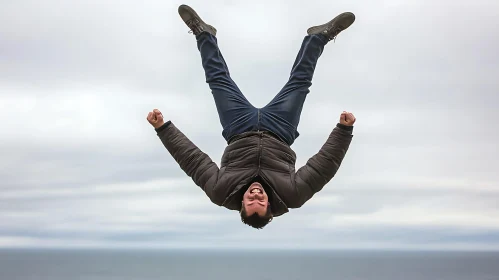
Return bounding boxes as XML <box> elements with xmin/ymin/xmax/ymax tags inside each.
<box><xmin>339</xmin><ymin>111</ymin><xmax>356</xmax><ymax>126</ymax></box>
<box><xmin>147</xmin><ymin>109</ymin><xmax>165</xmax><ymax>129</ymax></box>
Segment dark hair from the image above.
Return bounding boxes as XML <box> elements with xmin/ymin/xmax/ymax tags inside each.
<box><xmin>240</xmin><ymin>204</ymin><xmax>273</xmax><ymax>229</ymax></box>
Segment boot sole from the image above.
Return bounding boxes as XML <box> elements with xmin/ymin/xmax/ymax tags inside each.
<box><xmin>307</xmin><ymin>12</ymin><xmax>355</xmax><ymax>35</ymax></box>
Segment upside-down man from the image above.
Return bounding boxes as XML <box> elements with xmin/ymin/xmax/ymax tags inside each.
<box><xmin>147</xmin><ymin>4</ymin><xmax>356</xmax><ymax>229</ymax></box>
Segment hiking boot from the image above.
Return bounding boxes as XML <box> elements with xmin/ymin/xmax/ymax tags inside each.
<box><xmin>307</xmin><ymin>12</ymin><xmax>355</xmax><ymax>42</ymax></box>
<box><xmin>178</xmin><ymin>4</ymin><xmax>217</xmax><ymax>36</ymax></box>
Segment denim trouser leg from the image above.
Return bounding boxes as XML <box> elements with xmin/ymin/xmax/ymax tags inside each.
<box><xmin>196</xmin><ymin>32</ymin><xmax>258</xmax><ymax>142</ymax></box>
<box><xmin>260</xmin><ymin>34</ymin><xmax>328</xmax><ymax>146</ymax></box>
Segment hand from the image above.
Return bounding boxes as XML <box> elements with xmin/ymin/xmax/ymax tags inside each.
<box><xmin>147</xmin><ymin>109</ymin><xmax>165</xmax><ymax>129</ymax></box>
<box><xmin>339</xmin><ymin>111</ymin><xmax>356</xmax><ymax>126</ymax></box>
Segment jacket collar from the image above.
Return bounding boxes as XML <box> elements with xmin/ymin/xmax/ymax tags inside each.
<box><xmin>221</xmin><ymin>172</ymin><xmax>289</xmax><ymax>217</ymax></box>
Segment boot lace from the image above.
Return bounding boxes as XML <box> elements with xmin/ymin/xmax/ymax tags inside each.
<box><xmin>186</xmin><ymin>18</ymin><xmax>204</xmax><ymax>35</ymax></box>
<box><xmin>325</xmin><ymin>26</ymin><xmax>344</xmax><ymax>42</ymax></box>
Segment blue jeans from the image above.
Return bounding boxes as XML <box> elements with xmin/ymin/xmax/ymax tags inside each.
<box><xmin>196</xmin><ymin>32</ymin><xmax>328</xmax><ymax>146</ymax></box>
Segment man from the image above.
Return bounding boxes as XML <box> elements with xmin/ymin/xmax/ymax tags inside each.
<box><xmin>147</xmin><ymin>4</ymin><xmax>356</xmax><ymax>229</ymax></box>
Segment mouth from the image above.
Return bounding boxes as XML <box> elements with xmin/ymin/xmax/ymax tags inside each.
<box><xmin>249</xmin><ymin>183</ymin><xmax>263</xmax><ymax>194</ymax></box>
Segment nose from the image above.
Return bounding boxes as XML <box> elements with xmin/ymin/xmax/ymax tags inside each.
<box><xmin>253</xmin><ymin>192</ymin><xmax>263</xmax><ymax>199</ymax></box>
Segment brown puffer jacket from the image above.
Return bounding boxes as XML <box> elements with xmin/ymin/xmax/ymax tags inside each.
<box><xmin>155</xmin><ymin>121</ymin><xmax>354</xmax><ymax>217</ymax></box>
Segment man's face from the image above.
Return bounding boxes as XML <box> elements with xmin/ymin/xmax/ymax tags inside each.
<box><xmin>242</xmin><ymin>182</ymin><xmax>269</xmax><ymax>216</ymax></box>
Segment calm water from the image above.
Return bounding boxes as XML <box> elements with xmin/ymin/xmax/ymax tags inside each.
<box><xmin>0</xmin><ymin>249</ymin><xmax>498</xmax><ymax>280</ymax></box>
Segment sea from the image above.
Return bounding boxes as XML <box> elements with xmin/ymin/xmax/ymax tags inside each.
<box><xmin>0</xmin><ymin>249</ymin><xmax>498</xmax><ymax>280</ymax></box>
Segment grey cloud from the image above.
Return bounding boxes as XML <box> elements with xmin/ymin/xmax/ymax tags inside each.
<box><xmin>0</xmin><ymin>144</ymin><xmax>187</xmax><ymax>190</ymax></box>
<box><xmin>5</xmin><ymin>226</ymin><xmax>498</xmax><ymax>247</ymax></box>
<box><xmin>1</xmin><ymin>0</ymin><xmax>499</xmax><ymax>250</ymax></box>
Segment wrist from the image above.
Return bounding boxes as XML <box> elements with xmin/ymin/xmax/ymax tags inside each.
<box><xmin>336</xmin><ymin>123</ymin><xmax>353</xmax><ymax>132</ymax></box>
<box><xmin>154</xmin><ymin>122</ymin><xmax>165</xmax><ymax>129</ymax></box>
<box><xmin>339</xmin><ymin>122</ymin><xmax>353</xmax><ymax>127</ymax></box>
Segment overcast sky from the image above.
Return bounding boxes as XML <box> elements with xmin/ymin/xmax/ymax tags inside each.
<box><xmin>1</xmin><ymin>0</ymin><xmax>498</xmax><ymax>250</ymax></box>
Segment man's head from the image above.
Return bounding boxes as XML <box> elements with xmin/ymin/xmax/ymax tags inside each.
<box><xmin>240</xmin><ymin>181</ymin><xmax>273</xmax><ymax>229</ymax></box>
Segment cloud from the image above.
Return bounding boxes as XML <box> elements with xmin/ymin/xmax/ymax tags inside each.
<box><xmin>0</xmin><ymin>0</ymin><xmax>498</xmax><ymax>250</ymax></box>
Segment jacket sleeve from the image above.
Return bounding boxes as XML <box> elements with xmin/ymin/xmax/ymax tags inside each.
<box><xmin>155</xmin><ymin>121</ymin><xmax>221</xmax><ymax>204</ymax></box>
<box><xmin>292</xmin><ymin>123</ymin><xmax>354</xmax><ymax>208</ymax></box>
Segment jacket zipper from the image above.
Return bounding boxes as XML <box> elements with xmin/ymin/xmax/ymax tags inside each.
<box><xmin>258</xmin><ymin>132</ymin><xmax>262</xmax><ymax>171</ymax></box>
